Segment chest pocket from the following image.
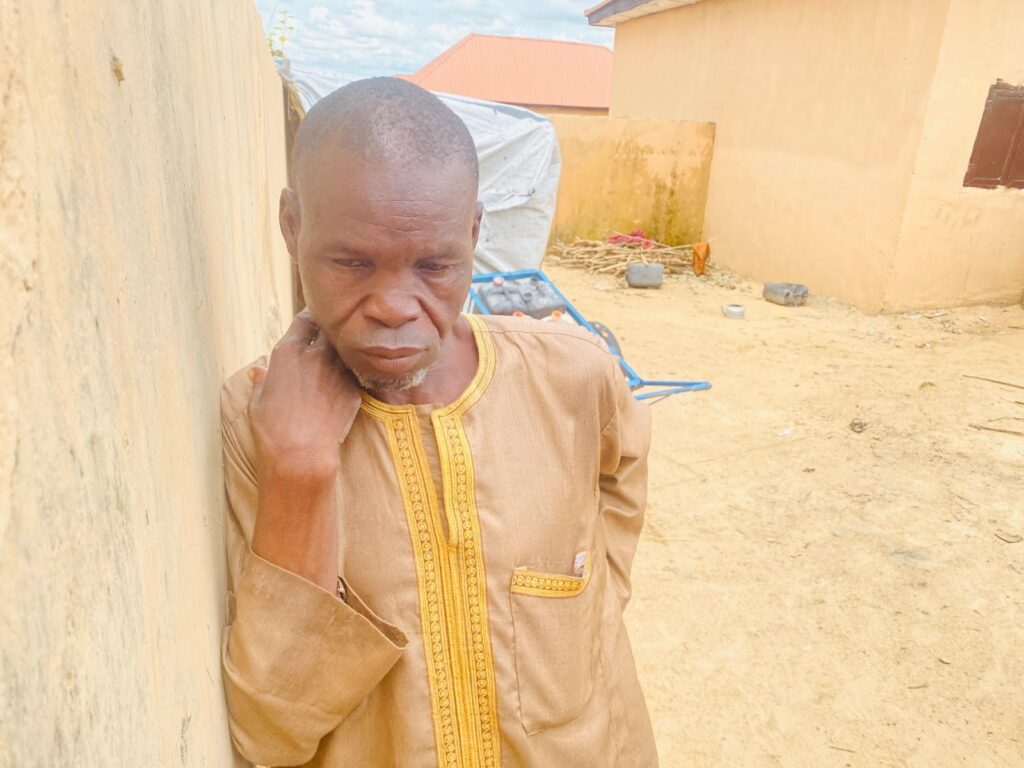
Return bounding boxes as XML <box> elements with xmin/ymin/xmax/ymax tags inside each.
<box><xmin>508</xmin><ymin>551</ymin><xmax>601</xmax><ymax>734</ymax></box>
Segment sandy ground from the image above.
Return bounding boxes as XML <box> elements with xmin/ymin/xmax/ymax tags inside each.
<box><xmin>544</xmin><ymin>263</ymin><xmax>1024</xmax><ymax>768</ymax></box>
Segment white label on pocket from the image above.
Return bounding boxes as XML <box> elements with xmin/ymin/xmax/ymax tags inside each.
<box><xmin>573</xmin><ymin>551</ymin><xmax>588</xmax><ymax>578</ymax></box>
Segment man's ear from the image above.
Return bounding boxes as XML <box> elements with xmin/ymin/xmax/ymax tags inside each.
<box><xmin>471</xmin><ymin>201</ymin><xmax>483</xmax><ymax>249</ymax></box>
<box><xmin>279</xmin><ymin>188</ymin><xmax>301</xmax><ymax>262</ymax></box>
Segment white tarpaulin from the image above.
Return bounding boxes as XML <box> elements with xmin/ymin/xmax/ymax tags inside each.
<box><xmin>280</xmin><ymin>62</ymin><xmax>561</xmax><ymax>274</ymax></box>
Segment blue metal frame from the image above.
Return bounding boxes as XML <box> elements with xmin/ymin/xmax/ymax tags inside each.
<box><xmin>469</xmin><ymin>269</ymin><xmax>711</xmax><ymax>402</ymax></box>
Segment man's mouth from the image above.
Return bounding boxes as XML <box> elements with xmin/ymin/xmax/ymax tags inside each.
<box><xmin>361</xmin><ymin>346</ymin><xmax>424</xmax><ymax>360</ymax></box>
<box><xmin>359</xmin><ymin>346</ymin><xmax>426</xmax><ymax>373</ymax></box>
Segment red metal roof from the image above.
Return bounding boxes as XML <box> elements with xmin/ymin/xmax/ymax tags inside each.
<box><xmin>398</xmin><ymin>34</ymin><xmax>612</xmax><ymax>109</ymax></box>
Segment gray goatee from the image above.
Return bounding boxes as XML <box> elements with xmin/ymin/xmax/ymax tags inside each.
<box><xmin>354</xmin><ymin>365</ymin><xmax>430</xmax><ymax>393</ymax></box>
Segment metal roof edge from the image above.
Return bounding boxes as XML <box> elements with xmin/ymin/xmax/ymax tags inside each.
<box><xmin>586</xmin><ymin>0</ymin><xmax>706</xmax><ymax>28</ymax></box>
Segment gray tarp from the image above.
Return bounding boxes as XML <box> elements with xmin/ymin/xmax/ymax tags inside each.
<box><xmin>280</xmin><ymin>61</ymin><xmax>561</xmax><ymax>273</ymax></box>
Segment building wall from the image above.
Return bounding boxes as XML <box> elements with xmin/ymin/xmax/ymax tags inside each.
<box><xmin>0</xmin><ymin>2</ymin><xmax>290</xmax><ymax>765</ymax></box>
<box><xmin>884</xmin><ymin>0</ymin><xmax>1024</xmax><ymax>311</ymax></box>
<box><xmin>610</xmin><ymin>0</ymin><xmax>951</xmax><ymax>311</ymax></box>
<box><xmin>548</xmin><ymin>115</ymin><xmax>715</xmax><ymax>245</ymax></box>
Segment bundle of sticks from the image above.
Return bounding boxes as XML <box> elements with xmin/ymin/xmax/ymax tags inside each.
<box><xmin>548</xmin><ymin>235</ymin><xmax>709</xmax><ymax>276</ymax></box>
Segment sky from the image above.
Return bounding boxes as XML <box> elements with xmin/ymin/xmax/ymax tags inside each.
<box><xmin>254</xmin><ymin>0</ymin><xmax>613</xmax><ymax>84</ymax></box>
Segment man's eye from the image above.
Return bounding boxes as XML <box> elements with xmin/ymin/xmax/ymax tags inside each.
<box><xmin>420</xmin><ymin>262</ymin><xmax>451</xmax><ymax>274</ymax></box>
<box><xmin>333</xmin><ymin>259</ymin><xmax>368</xmax><ymax>269</ymax></box>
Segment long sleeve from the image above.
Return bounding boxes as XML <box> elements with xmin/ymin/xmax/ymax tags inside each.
<box><xmin>219</xmin><ymin>370</ymin><xmax>408</xmax><ymax>766</ymax></box>
<box><xmin>598</xmin><ymin>357</ymin><xmax>652</xmax><ymax>611</ymax></box>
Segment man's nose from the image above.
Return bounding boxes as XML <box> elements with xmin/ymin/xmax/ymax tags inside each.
<box><xmin>362</xmin><ymin>287</ymin><xmax>420</xmax><ymax>328</ymax></box>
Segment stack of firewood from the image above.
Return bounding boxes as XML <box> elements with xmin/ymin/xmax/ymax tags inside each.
<box><xmin>548</xmin><ymin>236</ymin><xmax>709</xmax><ymax>277</ymax></box>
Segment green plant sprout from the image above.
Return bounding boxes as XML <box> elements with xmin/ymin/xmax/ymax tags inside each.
<box><xmin>267</xmin><ymin>6</ymin><xmax>295</xmax><ymax>58</ymax></box>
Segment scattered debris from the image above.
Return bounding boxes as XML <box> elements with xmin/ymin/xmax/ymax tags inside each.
<box><xmin>111</xmin><ymin>55</ymin><xmax>125</xmax><ymax>84</ymax></box>
<box><xmin>763</xmin><ymin>282</ymin><xmax>809</xmax><ymax>307</ymax></box>
<box><xmin>625</xmin><ymin>262</ymin><xmax>664</xmax><ymax>288</ymax></box>
<box><xmin>919</xmin><ymin>381</ymin><xmax>936</xmax><ymax>389</ymax></box>
<box><xmin>939</xmin><ymin>656</ymin><xmax>952</xmax><ymax>665</ymax></box>
<box><xmin>969</xmin><ymin>424</ymin><xmax>1024</xmax><ymax>437</ymax></box>
<box><xmin>908</xmin><ymin>682</ymin><xmax>929</xmax><ymax>690</ymax></box>
<box><xmin>963</xmin><ymin>374</ymin><xmax>1024</xmax><ymax>391</ymax></box>
<box><xmin>692</xmin><ymin>241</ymin><xmax>710</xmax><ymax>276</ymax></box>
<box><xmin>829</xmin><ymin>745</ymin><xmax>857</xmax><ymax>754</ymax></box>
<box><xmin>849</xmin><ymin>418</ymin><xmax>868</xmax><ymax>433</ymax></box>
<box><xmin>891</xmin><ymin>547</ymin><xmax>932</xmax><ymax>564</ymax></box>
<box><xmin>551</xmin><ymin>235</ymin><xmax>703</xmax><ymax>277</ymax></box>
<box><xmin>608</xmin><ymin>229</ymin><xmax>658</xmax><ymax>247</ymax></box>
<box><xmin>995</xmin><ymin>531</ymin><xmax>1023</xmax><ymax>544</ymax></box>
<box><xmin>951</xmin><ymin>491</ymin><xmax>977</xmax><ymax>508</ymax></box>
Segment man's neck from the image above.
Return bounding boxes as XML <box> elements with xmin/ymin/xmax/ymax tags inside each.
<box><xmin>370</xmin><ymin>315</ymin><xmax>478</xmax><ymax>407</ymax></box>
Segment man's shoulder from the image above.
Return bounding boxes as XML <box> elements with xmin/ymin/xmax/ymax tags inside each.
<box><xmin>475</xmin><ymin>314</ymin><xmax>622</xmax><ymax>403</ymax></box>
<box><xmin>220</xmin><ymin>355</ymin><xmax>267</xmax><ymax>427</ymax></box>
<box><xmin>476</xmin><ymin>313</ymin><xmax>625</xmax><ymax>423</ymax></box>
<box><xmin>476</xmin><ymin>313</ymin><xmax>610</xmax><ymax>361</ymax></box>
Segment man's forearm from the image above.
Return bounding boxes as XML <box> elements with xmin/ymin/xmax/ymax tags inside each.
<box><xmin>251</xmin><ymin>467</ymin><xmax>339</xmax><ymax>593</ymax></box>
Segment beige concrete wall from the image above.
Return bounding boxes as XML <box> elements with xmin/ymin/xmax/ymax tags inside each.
<box><xmin>610</xmin><ymin>0</ymin><xmax>951</xmax><ymax>312</ymax></box>
<box><xmin>0</xmin><ymin>2</ymin><xmax>290</xmax><ymax>765</ymax></box>
<box><xmin>884</xmin><ymin>0</ymin><xmax>1024</xmax><ymax>311</ymax></box>
<box><xmin>548</xmin><ymin>115</ymin><xmax>715</xmax><ymax>245</ymax></box>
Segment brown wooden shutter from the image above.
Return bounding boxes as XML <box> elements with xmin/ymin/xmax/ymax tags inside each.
<box><xmin>963</xmin><ymin>81</ymin><xmax>1024</xmax><ymax>190</ymax></box>
<box><xmin>1006</xmin><ymin>123</ymin><xmax>1024</xmax><ymax>189</ymax></box>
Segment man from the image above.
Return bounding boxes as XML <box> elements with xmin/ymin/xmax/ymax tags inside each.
<box><xmin>220</xmin><ymin>77</ymin><xmax>657</xmax><ymax>767</ymax></box>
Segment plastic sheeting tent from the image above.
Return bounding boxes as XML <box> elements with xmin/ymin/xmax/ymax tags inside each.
<box><xmin>280</xmin><ymin>62</ymin><xmax>561</xmax><ymax>274</ymax></box>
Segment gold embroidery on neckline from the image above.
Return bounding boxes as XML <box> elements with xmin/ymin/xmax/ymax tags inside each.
<box><xmin>359</xmin><ymin>313</ymin><xmax>491</xmax><ymax>420</ymax></box>
<box><xmin>366</xmin><ymin>315</ymin><xmax>500</xmax><ymax>768</ymax></box>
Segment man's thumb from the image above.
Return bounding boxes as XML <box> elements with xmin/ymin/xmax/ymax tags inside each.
<box><xmin>248</xmin><ymin>365</ymin><xmax>268</xmax><ymax>401</ymax></box>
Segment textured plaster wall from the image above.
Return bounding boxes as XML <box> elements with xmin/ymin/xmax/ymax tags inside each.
<box><xmin>884</xmin><ymin>0</ymin><xmax>1024</xmax><ymax>311</ymax></box>
<box><xmin>548</xmin><ymin>115</ymin><xmax>714</xmax><ymax>245</ymax></box>
<box><xmin>610</xmin><ymin>0</ymin><xmax>951</xmax><ymax>312</ymax></box>
<box><xmin>0</xmin><ymin>2</ymin><xmax>290</xmax><ymax>765</ymax></box>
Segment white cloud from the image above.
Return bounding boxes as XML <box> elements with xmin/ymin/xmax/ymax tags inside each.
<box><xmin>346</xmin><ymin>0</ymin><xmax>416</xmax><ymax>39</ymax></box>
<box><xmin>255</xmin><ymin>0</ymin><xmax>613</xmax><ymax>83</ymax></box>
<box><xmin>425</xmin><ymin>22</ymin><xmax>472</xmax><ymax>42</ymax></box>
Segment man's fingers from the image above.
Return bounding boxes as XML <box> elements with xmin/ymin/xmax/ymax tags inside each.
<box><xmin>311</xmin><ymin>327</ymin><xmax>332</xmax><ymax>352</ymax></box>
<box><xmin>280</xmin><ymin>308</ymin><xmax>320</xmax><ymax>347</ymax></box>
<box><xmin>248</xmin><ymin>365</ymin><xmax>268</xmax><ymax>403</ymax></box>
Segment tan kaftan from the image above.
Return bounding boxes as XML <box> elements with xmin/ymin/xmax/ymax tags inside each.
<box><xmin>220</xmin><ymin>313</ymin><xmax>658</xmax><ymax>767</ymax></box>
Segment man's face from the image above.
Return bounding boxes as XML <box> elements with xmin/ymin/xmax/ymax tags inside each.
<box><xmin>282</xmin><ymin>148</ymin><xmax>481</xmax><ymax>391</ymax></box>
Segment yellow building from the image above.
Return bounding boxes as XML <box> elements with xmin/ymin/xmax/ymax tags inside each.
<box><xmin>587</xmin><ymin>0</ymin><xmax>1024</xmax><ymax>312</ymax></box>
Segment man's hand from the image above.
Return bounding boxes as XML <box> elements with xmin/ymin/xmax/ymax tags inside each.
<box><xmin>249</xmin><ymin>309</ymin><xmax>361</xmax><ymax>479</ymax></box>
<box><xmin>248</xmin><ymin>309</ymin><xmax>361</xmax><ymax>592</ymax></box>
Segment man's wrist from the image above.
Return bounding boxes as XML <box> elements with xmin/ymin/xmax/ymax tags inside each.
<box><xmin>260</xmin><ymin>454</ymin><xmax>339</xmax><ymax>487</ymax></box>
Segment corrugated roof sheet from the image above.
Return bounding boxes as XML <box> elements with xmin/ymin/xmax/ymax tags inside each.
<box><xmin>398</xmin><ymin>34</ymin><xmax>612</xmax><ymax>109</ymax></box>
<box><xmin>585</xmin><ymin>0</ymin><xmax>707</xmax><ymax>28</ymax></box>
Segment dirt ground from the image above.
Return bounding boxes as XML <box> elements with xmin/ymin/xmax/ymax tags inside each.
<box><xmin>545</xmin><ymin>263</ymin><xmax>1024</xmax><ymax>768</ymax></box>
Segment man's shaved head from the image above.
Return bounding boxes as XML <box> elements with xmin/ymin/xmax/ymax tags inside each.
<box><xmin>292</xmin><ymin>77</ymin><xmax>478</xmax><ymax>197</ymax></box>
